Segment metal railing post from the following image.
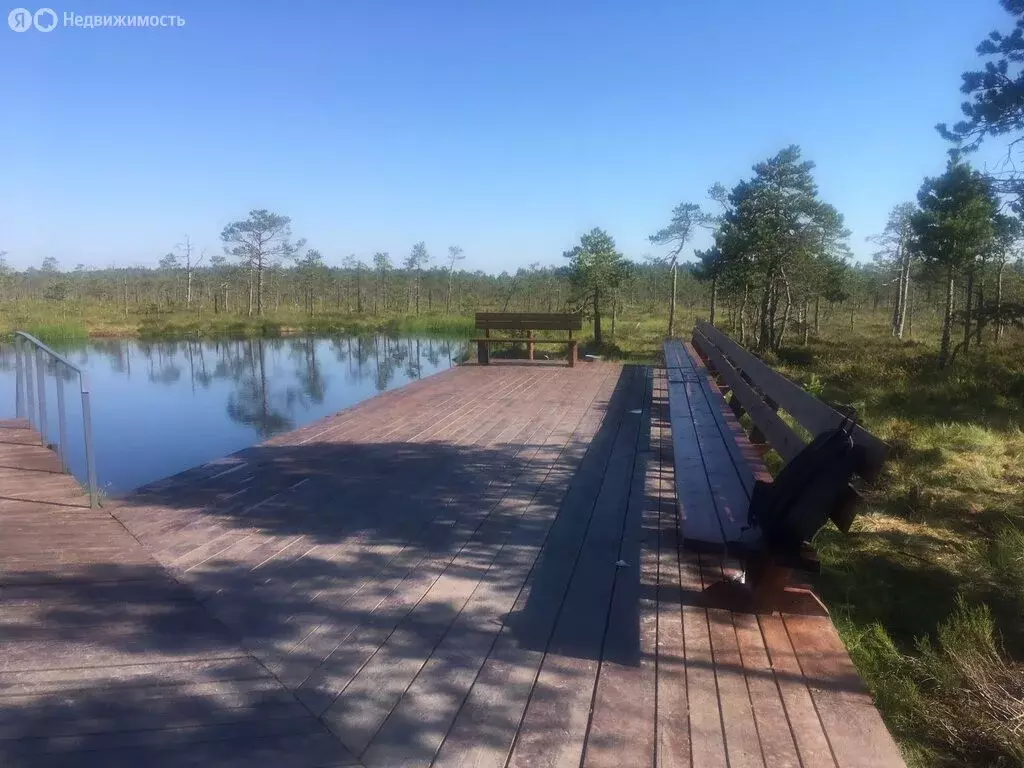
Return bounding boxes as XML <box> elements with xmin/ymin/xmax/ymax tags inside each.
<box><xmin>80</xmin><ymin>378</ymin><xmax>98</xmax><ymax>508</ymax></box>
<box><xmin>13</xmin><ymin>332</ymin><xmax>100</xmax><ymax>507</ymax></box>
<box><xmin>55</xmin><ymin>363</ymin><xmax>68</xmax><ymax>472</ymax></box>
<box><xmin>15</xmin><ymin>339</ymin><xmax>25</xmax><ymax>419</ymax></box>
<box><xmin>34</xmin><ymin>347</ymin><xmax>47</xmax><ymax>446</ymax></box>
<box><xmin>24</xmin><ymin>340</ymin><xmax>36</xmax><ymax>428</ymax></box>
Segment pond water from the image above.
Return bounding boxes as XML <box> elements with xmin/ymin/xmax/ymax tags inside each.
<box><xmin>0</xmin><ymin>336</ymin><xmax>464</xmax><ymax>496</ymax></box>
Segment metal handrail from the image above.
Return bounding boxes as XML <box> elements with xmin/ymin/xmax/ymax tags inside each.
<box><xmin>13</xmin><ymin>331</ymin><xmax>99</xmax><ymax>507</ymax></box>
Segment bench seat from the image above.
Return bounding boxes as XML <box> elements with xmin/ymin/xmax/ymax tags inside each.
<box><xmin>664</xmin><ymin>331</ymin><xmax>888</xmax><ymax>607</ymax></box>
<box><xmin>663</xmin><ymin>340</ymin><xmax>771</xmax><ymax>556</ymax></box>
<box><xmin>665</xmin><ymin>340</ymin><xmax>821</xmax><ymax>611</ymax></box>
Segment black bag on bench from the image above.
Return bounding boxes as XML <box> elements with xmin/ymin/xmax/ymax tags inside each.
<box><xmin>747</xmin><ymin>409</ymin><xmax>866</xmax><ymax>555</ymax></box>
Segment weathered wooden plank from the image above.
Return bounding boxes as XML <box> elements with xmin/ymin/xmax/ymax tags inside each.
<box><xmin>783</xmin><ymin>613</ymin><xmax>905</xmax><ymax>768</ymax></box>
<box><xmin>0</xmin><ymin>732</ymin><xmax>359</xmax><ymax>768</ymax></box>
<box><xmin>679</xmin><ymin>552</ymin><xmax>728</xmax><ymax>767</ymax></box>
<box><xmin>662</xmin><ymin>339</ymin><xmax>690</xmax><ymax>370</ymax></box>
<box><xmin>505</xmin><ymin>368</ymin><xmax>646</xmax><ymax>768</ymax></box>
<box><xmin>0</xmin><ymin>657</ymin><xmax>268</xmax><ymax>696</ymax></box>
<box><xmin>0</xmin><ymin>676</ymin><xmax>287</xmax><ymax>720</ymax></box>
<box><xmin>699</xmin><ymin>556</ymin><xmax>764</xmax><ymax>768</ymax></box>
<box><xmin>0</xmin><ymin>697</ymin><xmax>307</xmax><ymax>739</ymax></box>
<box><xmin>581</xmin><ymin>371</ymin><xmax>656</xmax><ymax>767</ymax></box>
<box><xmin>431</xmin><ymin>371</ymin><xmax>633</xmax><ymax>768</ymax></box>
<box><xmin>732</xmin><ymin>612</ymin><xmax>802</xmax><ymax>768</ymax></box>
<box><xmin>758</xmin><ymin>614</ymin><xmax>836</xmax><ymax>768</ymax></box>
<box><xmin>649</xmin><ymin>371</ymin><xmax>692</xmax><ymax>768</ymax></box>
<box><xmin>666</xmin><ymin>382</ymin><xmax>726</xmax><ymax>551</ymax></box>
<box><xmin>666</xmin><ymin>364</ymin><xmax>752</xmax><ymax>552</ymax></box>
<box><xmin>2</xmin><ymin>717</ymin><xmax>330</xmax><ymax>756</ymax></box>
<box><xmin>682</xmin><ymin>374</ymin><xmax>750</xmax><ymax>548</ymax></box>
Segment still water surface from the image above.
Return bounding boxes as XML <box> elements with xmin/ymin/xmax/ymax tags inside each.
<box><xmin>0</xmin><ymin>336</ymin><xmax>462</xmax><ymax>496</ymax></box>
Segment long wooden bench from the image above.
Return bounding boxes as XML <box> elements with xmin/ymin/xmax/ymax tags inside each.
<box><xmin>664</xmin><ymin>321</ymin><xmax>888</xmax><ymax>608</ymax></box>
<box><xmin>474</xmin><ymin>312</ymin><xmax>582</xmax><ymax>367</ymax></box>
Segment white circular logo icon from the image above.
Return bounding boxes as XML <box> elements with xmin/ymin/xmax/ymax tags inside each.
<box><xmin>34</xmin><ymin>7</ymin><xmax>57</xmax><ymax>31</ymax></box>
<box><xmin>8</xmin><ymin>7</ymin><xmax>33</xmax><ymax>31</ymax></box>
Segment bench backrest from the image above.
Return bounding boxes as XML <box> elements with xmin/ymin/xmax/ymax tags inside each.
<box><xmin>691</xmin><ymin>320</ymin><xmax>888</xmax><ymax>528</ymax></box>
<box><xmin>475</xmin><ymin>312</ymin><xmax>583</xmax><ymax>332</ymax></box>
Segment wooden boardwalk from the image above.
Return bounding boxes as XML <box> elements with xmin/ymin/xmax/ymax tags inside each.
<box><xmin>0</xmin><ymin>364</ymin><xmax>905</xmax><ymax>767</ymax></box>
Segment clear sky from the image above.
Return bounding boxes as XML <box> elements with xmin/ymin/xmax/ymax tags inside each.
<box><xmin>0</xmin><ymin>0</ymin><xmax>1013</xmax><ymax>273</ymax></box>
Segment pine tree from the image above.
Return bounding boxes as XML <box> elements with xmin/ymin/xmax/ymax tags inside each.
<box><xmin>564</xmin><ymin>228</ymin><xmax>631</xmax><ymax>346</ymax></box>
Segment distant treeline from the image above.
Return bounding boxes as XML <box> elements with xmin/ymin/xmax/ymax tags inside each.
<box><xmin>1</xmin><ymin>244</ymin><xmax>1022</xmax><ymax>339</ymax></box>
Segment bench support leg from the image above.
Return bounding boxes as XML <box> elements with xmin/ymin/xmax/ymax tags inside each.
<box><xmin>568</xmin><ymin>340</ymin><xmax>577</xmax><ymax>367</ymax></box>
<box><xmin>700</xmin><ymin>553</ymin><xmax>827</xmax><ymax>616</ymax></box>
<box><xmin>477</xmin><ymin>340</ymin><xmax>489</xmax><ymax>365</ymax></box>
<box><xmin>744</xmin><ymin>554</ymin><xmax>791</xmax><ymax>611</ymax></box>
<box><xmin>742</xmin><ymin>552</ymin><xmax>828</xmax><ymax>615</ymax></box>
<box><xmin>529</xmin><ymin>332</ymin><xmax>534</xmax><ymax>361</ymax></box>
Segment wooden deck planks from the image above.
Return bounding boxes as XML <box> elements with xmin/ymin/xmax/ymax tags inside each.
<box><xmin>203</xmin><ymin>401</ymin><xmax>540</xmax><ymax>661</ymax></box>
<box><xmin>324</xmin><ymin>401</ymin><xmax>582</xmax><ymax>756</ymax></box>
<box><xmin>431</xmin><ymin>368</ymin><xmax>641</xmax><ymax>768</ymax></box>
<box><xmin>359</xmin><ymin>382</ymin><xmax>616</xmax><ymax>767</ymax></box>
<box><xmin>783</xmin><ymin>613</ymin><xmax>905</xmax><ymax>768</ymax></box>
<box><xmin>505</xmin><ymin>367</ymin><xmax>647</xmax><ymax>768</ymax></box>
<box><xmin>289</xmin><ymin>375</ymin><xmax>609</xmax><ymax>716</ymax></box>
<box><xmin>759</xmin><ymin>613</ymin><xmax>838</xmax><ymax>768</ymax></box>
<box><xmin>650</xmin><ymin>371</ymin><xmax>692</xmax><ymax>768</ymax></box>
<box><xmin>680</xmin><ymin>550</ymin><xmax>729</xmax><ymax>768</ymax></box>
<box><xmin>699</xmin><ymin>557</ymin><xmax>764</xmax><ymax>768</ymax></box>
<box><xmin>732</xmin><ymin>612</ymin><xmax>802</xmax><ymax>768</ymax></box>
<box><xmin>582</xmin><ymin>369</ymin><xmax>657</xmax><ymax>768</ymax></box>
<box><xmin>0</xmin><ymin>425</ymin><xmax>353</xmax><ymax>768</ymax></box>
<box><xmin>0</xmin><ymin>362</ymin><xmax>905</xmax><ymax>768</ymax></box>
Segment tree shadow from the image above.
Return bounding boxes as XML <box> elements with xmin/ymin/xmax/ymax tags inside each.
<box><xmin>2</xmin><ymin>365</ymin><xmax>668</xmax><ymax>766</ymax></box>
<box><xmin>0</xmin><ymin>563</ymin><xmax>353</xmax><ymax>768</ymax></box>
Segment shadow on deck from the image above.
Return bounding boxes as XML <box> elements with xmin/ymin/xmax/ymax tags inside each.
<box><xmin>0</xmin><ymin>363</ymin><xmax>904</xmax><ymax>767</ymax></box>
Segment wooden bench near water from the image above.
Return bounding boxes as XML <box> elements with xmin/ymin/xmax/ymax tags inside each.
<box><xmin>0</xmin><ymin>351</ymin><xmax>905</xmax><ymax>767</ymax></box>
<box><xmin>474</xmin><ymin>312</ymin><xmax>581</xmax><ymax>366</ymax></box>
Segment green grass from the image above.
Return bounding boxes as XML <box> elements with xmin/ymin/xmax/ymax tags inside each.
<box><xmin>383</xmin><ymin>313</ymin><xmax>476</xmax><ymax>337</ymax></box>
<box><xmin>16</xmin><ymin>323</ymin><xmax>90</xmax><ymax>344</ymax></box>
<box><xmin>0</xmin><ymin>298</ymin><xmax>478</xmax><ymax>341</ymax></box>
<box><xmin>574</xmin><ymin>305</ymin><xmax>705</xmax><ymax>364</ymax></box>
<box><xmin>760</xmin><ymin>320</ymin><xmax>1024</xmax><ymax>767</ymax></box>
<box><xmin>135</xmin><ymin>311</ymin><xmax>478</xmax><ymax>340</ymax></box>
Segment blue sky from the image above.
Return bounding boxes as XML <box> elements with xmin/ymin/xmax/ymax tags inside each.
<box><xmin>0</xmin><ymin>0</ymin><xmax>1013</xmax><ymax>272</ymax></box>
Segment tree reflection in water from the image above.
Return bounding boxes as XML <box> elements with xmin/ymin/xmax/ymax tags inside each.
<box><xmin>105</xmin><ymin>335</ymin><xmax>458</xmax><ymax>433</ymax></box>
<box><xmin>0</xmin><ymin>334</ymin><xmax>465</xmax><ymax>492</ymax></box>
<box><xmin>3</xmin><ymin>334</ymin><xmax>464</xmax><ymax>441</ymax></box>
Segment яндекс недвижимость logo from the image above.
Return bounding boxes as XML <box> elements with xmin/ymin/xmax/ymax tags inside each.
<box><xmin>8</xmin><ymin>7</ymin><xmax>57</xmax><ymax>31</ymax></box>
<box><xmin>7</xmin><ymin>8</ymin><xmax>185</xmax><ymax>31</ymax></box>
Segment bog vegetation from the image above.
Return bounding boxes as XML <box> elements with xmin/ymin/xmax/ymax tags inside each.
<box><xmin>4</xmin><ymin>1</ymin><xmax>1024</xmax><ymax>765</ymax></box>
